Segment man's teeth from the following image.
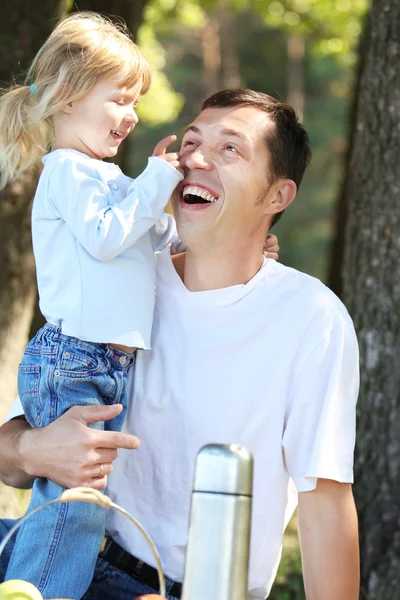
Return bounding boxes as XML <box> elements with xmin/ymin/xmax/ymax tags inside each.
<box><xmin>182</xmin><ymin>185</ymin><xmax>218</xmax><ymax>203</ymax></box>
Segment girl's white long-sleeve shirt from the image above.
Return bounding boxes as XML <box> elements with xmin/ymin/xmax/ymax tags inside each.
<box><xmin>32</xmin><ymin>148</ymin><xmax>183</xmax><ymax>349</ymax></box>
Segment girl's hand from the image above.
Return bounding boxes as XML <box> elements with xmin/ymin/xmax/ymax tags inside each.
<box><xmin>153</xmin><ymin>135</ymin><xmax>181</xmax><ymax>171</ymax></box>
<box><xmin>264</xmin><ymin>233</ymin><xmax>279</xmax><ymax>260</ymax></box>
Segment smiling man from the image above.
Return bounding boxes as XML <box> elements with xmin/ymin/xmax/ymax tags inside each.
<box><xmin>0</xmin><ymin>89</ymin><xmax>359</xmax><ymax>600</ymax></box>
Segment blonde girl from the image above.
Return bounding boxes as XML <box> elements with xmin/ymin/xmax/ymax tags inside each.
<box><xmin>0</xmin><ymin>12</ymin><xmax>182</xmax><ymax>599</ymax></box>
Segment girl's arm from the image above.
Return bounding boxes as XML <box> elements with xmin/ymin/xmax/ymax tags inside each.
<box><xmin>150</xmin><ymin>212</ymin><xmax>186</xmax><ymax>254</ymax></box>
<box><xmin>48</xmin><ymin>154</ymin><xmax>183</xmax><ymax>261</ymax></box>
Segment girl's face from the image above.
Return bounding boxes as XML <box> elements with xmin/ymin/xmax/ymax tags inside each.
<box><xmin>59</xmin><ymin>72</ymin><xmax>142</xmax><ymax>160</ymax></box>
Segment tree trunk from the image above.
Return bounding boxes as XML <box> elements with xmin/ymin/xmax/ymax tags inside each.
<box><xmin>73</xmin><ymin>0</ymin><xmax>148</xmax><ymax>40</ymax></box>
<box><xmin>328</xmin><ymin>16</ymin><xmax>370</xmax><ymax>297</ymax></box>
<box><xmin>0</xmin><ymin>0</ymin><xmax>68</xmax><ymax>517</ymax></box>
<box><xmin>287</xmin><ymin>35</ymin><xmax>305</xmax><ymax>122</ymax></box>
<box><xmin>342</xmin><ymin>1</ymin><xmax>400</xmax><ymax>597</ymax></box>
<box><xmin>0</xmin><ymin>0</ymin><xmax>68</xmax><ymax>416</ymax></box>
<box><xmin>201</xmin><ymin>16</ymin><xmax>222</xmax><ymax>100</ymax></box>
<box><xmin>28</xmin><ymin>0</ymin><xmax>151</xmax><ymax>338</ymax></box>
<box><xmin>218</xmin><ymin>1</ymin><xmax>241</xmax><ymax>89</ymax></box>
<box><xmin>70</xmin><ymin>0</ymin><xmax>150</xmax><ymax>175</ymax></box>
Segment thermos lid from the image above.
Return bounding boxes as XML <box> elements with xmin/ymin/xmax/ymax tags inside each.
<box><xmin>192</xmin><ymin>444</ymin><xmax>253</xmax><ymax>496</ymax></box>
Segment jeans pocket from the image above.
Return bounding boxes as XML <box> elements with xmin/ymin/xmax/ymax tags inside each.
<box><xmin>18</xmin><ymin>364</ymin><xmax>42</xmax><ymax>427</ymax></box>
<box><xmin>57</xmin><ymin>348</ymin><xmax>102</xmax><ymax>379</ymax></box>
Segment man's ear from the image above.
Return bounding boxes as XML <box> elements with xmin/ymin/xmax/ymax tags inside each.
<box><xmin>266</xmin><ymin>179</ymin><xmax>297</xmax><ymax>217</ymax></box>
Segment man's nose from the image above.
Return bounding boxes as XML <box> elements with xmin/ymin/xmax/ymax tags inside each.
<box><xmin>182</xmin><ymin>147</ymin><xmax>212</xmax><ymax>171</ymax></box>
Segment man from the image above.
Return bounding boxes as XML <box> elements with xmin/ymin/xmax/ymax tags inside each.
<box><xmin>0</xmin><ymin>89</ymin><xmax>359</xmax><ymax>599</ymax></box>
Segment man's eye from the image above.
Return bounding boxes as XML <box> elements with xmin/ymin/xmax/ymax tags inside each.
<box><xmin>115</xmin><ymin>99</ymin><xmax>125</xmax><ymax>106</ymax></box>
<box><xmin>182</xmin><ymin>140</ymin><xmax>196</xmax><ymax>148</ymax></box>
<box><xmin>226</xmin><ymin>144</ymin><xmax>238</xmax><ymax>153</ymax></box>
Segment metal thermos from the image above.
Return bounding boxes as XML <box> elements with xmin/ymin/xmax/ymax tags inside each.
<box><xmin>182</xmin><ymin>443</ymin><xmax>253</xmax><ymax>600</ymax></box>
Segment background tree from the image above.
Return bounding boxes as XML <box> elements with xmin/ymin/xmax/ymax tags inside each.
<box><xmin>73</xmin><ymin>0</ymin><xmax>150</xmax><ymax>174</ymax></box>
<box><xmin>0</xmin><ymin>0</ymin><xmax>68</xmax><ymax>515</ymax></box>
<box><xmin>341</xmin><ymin>0</ymin><xmax>400</xmax><ymax>597</ymax></box>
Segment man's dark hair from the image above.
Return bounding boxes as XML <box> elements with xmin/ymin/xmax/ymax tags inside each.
<box><xmin>201</xmin><ymin>89</ymin><xmax>312</xmax><ymax>227</ymax></box>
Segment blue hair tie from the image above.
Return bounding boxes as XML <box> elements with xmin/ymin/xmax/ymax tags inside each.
<box><xmin>29</xmin><ymin>83</ymin><xmax>37</xmax><ymax>95</ymax></box>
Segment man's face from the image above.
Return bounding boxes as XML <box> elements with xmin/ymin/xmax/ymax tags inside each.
<box><xmin>172</xmin><ymin>106</ymin><xmax>278</xmax><ymax>249</ymax></box>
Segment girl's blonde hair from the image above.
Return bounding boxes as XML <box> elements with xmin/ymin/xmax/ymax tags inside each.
<box><xmin>0</xmin><ymin>12</ymin><xmax>152</xmax><ymax>189</ymax></box>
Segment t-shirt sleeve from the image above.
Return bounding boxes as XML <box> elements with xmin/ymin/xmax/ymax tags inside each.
<box><xmin>282</xmin><ymin>316</ymin><xmax>359</xmax><ymax>492</ymax></box>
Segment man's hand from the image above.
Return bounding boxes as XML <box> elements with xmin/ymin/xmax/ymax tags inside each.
<box><xmin>298</xmin><ymin>479</ymin><xmax>359</xmax><ymax>600</ymax></box>
<box><xmin>18</xmin><ymin>404</ymin><xmax>140</xmax><ymax>490</ymax></box>
<box><xmin>263</xmin><ymin>233</ymin><xmax>279</xmax><ymax>260</ymax></box>
<box><xmin>153</xmin><ymin>135</ymin><xmax>181</xmax><ymax>171</ymax></box>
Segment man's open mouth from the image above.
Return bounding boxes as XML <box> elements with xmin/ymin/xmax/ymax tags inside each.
<box><xmin>182</xmin><ymin>185</ymin><xmax>218</xmax><ymax>204</ymax></box>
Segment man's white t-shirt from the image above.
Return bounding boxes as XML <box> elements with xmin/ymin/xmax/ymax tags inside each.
<box><xmin>104</xmin><ymin>248</ymin><xmax>359</xmax><ymax>599</ymax></box>
<box><xmin>7</xmin><ymin>248</ymin><xmax>359</xmax><ymax>598</ymax></box>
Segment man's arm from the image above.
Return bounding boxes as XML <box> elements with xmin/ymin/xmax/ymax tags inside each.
<box><xmin>0</xmin><ymin>417</ymin><xmax>35</xmax><ymax>489</ymax></box>
<box><xmin>298</xmin><ymin>478</ymin><xmax>360</xmax><ymax>600</ymax></box>
<box><xmin>0</xmin><ymin>404</ymin><xmax>140</xmax><ymax>490</ymax></box>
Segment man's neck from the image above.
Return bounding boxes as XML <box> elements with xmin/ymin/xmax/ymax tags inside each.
<box><xmin>173</xmin><ymin>245</ymin><xmax>265</xmax><ymax>291</ymax></box>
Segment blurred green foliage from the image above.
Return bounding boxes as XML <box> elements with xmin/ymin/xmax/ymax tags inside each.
<box><xmin>131</xmin><ymin>0</ymin><xmax>366</xmax><ymax>281</ymax></box>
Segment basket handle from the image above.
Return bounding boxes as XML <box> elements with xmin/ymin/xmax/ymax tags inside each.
<box><xmin>0</xmin><ymin>487</ymin><xmax>166</xmax><ymax>599</ymax></box>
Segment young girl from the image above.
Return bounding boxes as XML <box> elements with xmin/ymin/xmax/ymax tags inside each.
<box><xmin>0</xmin><ymin>12</ymin><xmax>183</xmax><ymax>598</ymax></box>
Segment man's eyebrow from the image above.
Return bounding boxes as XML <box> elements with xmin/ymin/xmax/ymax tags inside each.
<box><xmin>183</xmin><ymin>125</ymin><xmax>201</xmax><ymax>136</ymax></box>
<box><xmin>220</xmin><ymin>128</ymin><xmax>250</xmax><ymax>143</ymax></box>
<box><xmin>183</xmin><ymin>125</ymin><xmax>250</xmax><ymax>143</ymax></box>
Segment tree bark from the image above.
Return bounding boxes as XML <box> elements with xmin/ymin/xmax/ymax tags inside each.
<box><xmin>0</xmin><ymin>0</ymin><xmax>68</xmax><ymax>416</ymax></box>
<box><xmin>342</xmin><ymin>1</ymin><xmax>400</xmax><ymax>597</ymax></box>
<box><xmin>218</xmin><ymin>1</ymin><xmax>241</xmax><ymax>89</ymax></box>
<box><xmin>28</xmin><ymin>0</ymin><xmax>151</xmax><ymax>338</ymax></box>
<box><xmin>0</xmin><ymin>0</ymin><xmax>68</xmax><ymax>517</ymax></box>
<box><xmin>201</xmin><ymin>16</ymin><xmax>222</xmax><ymax>100</ymax></box>
<box><xmin>70</xmin><ymin>0</ymin><xmax>150</xmax><ymax>175</ymax></box>
<box><xmin>287</xmin><ymin>35</ymin><xmax>305</xmax><ymax>122</ymax></box>
<box><xmin>328</xmin><ymin>16</ymin><xmax>370</xmax><ymax>297</ymax></box>
<box><xmin>73</xmin><ymin>0</ymin><xmax>148</xmax><ymax>40</ymax></box>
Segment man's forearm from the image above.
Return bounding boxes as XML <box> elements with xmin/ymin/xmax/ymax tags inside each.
<box><xmin>298</xmin><ymin>480</ymin><xmax>360</xmax><ymax>600</ymax></box>
<box><xmin>0</xmin><ymin>417</ymin><xmax>35</xmax><ymax>489</ymax></box>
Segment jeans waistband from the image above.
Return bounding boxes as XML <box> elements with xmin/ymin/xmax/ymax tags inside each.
<box><xmin>38</xmin><ymin>324</ymin><xmax>136</xmax><ymax>370</ymax></box>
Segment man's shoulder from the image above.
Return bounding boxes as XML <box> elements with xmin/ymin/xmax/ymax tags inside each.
<box><xmin>266</xmin><ymin>261</ymin><xmax>352</xmax><ymax>324</ymax></box>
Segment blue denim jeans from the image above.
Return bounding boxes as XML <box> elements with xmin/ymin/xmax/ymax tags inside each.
<box><xmin>5</xmin><ymin>324</ymin><xmax>135</xmax><ymax>599</ymax></box>
<box><xmin>0</xmin><ymin>520</ymin><xmax>179</xmax><ymax>600</ymax></box>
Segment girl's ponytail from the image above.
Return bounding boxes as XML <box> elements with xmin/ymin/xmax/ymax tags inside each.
<box><xmin>0</xmin><ymin>12</ymin><xmax>152</xmax><ymax>190</ymax></box>
<box><xmin>0</xmin><ymin>85</ymin><xmax>49</xmax><ymax>189</ymax></box>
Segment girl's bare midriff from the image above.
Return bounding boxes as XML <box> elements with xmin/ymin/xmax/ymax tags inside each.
<box><xmin>108</xmin><ymin>343</ymin><xmax>137</xmax><ymax>354</ymax></box>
